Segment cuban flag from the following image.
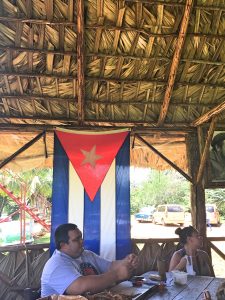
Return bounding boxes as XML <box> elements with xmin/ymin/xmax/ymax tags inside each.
<box><xmin>51</xmin><ymin>128</ymin><xmax>131</xmax><ymax>260</ymax></box>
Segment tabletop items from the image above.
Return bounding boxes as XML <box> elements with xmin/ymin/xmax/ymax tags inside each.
<box><xmin>202</xmin><ymin>290</ymin><xmax>212</xmax><ymax>300</ymax></box>
<box><xmin>38</xmin><ymin>273</ymin><xmax>224</xmax><ymax>300</ymax></box>
<box><xmin>171</xmin><ymin>270</ymin><xmax>188</xmax><ymax>285</ymax></box>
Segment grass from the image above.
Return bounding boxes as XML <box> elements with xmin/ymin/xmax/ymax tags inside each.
<box><xmin>33</xmin><ymin>232</ymin><xmax>50</xmax><ymax>244</ymax></box>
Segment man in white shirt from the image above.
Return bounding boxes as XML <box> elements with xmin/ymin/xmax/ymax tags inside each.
<box><xmin>41</xmin><ymin>223</ymin><xmax>138</xmax><ymax>297</ymax></box>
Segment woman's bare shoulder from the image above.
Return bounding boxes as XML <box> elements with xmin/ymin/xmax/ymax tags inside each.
<box><xmin>172</xmin><ymin>249</ymin><xmax>183</xmax><ymax>258</ymax></box>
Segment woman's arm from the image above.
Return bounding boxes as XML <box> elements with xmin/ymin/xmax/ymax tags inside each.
<box><xmin>169</xmin><ymin>252</ymin><xmax>187</xmax><ymax>272</ymax></box>
<box><xmin>198</xmin><ymin>251</ymin><xmax>215</xmax><ymax>277</ymax></box>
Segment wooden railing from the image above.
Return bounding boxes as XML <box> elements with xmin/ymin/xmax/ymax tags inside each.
<box><xmin>0</xmin><ymin>237</ymin><xmax>224</xmax><ymax>299</ymax></box>
<box><xmin>131</xmin><ymin>237</ymin><xmax>225</xmax><ymax>276</ymax></box>
<box><xmin>0</xmin><ymin>243</ymin><xmax>49</xmax><ymax>300</ymax></box>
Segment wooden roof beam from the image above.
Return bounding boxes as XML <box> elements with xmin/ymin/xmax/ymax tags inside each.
<box><xmin>1</xmin><ymin>46</ymin><xmax>224</xmax><ymax>66</ymax></box>
<box><xmin>0</xmin><ymin>94</ymin><xmax>77</xmax><ymax>102</ymax></box>
<box><xmin>77</xmin><ymin>0</ymin><xmax>85</xmax><ymax>124</ymax></box>
<box><xmin>123</xmin><ymin>1</ymin><xmax>225</xmax><ymax>11</ymax></box>
<box><xmin>135</xmin><ymin>134</ymin><xmax>193</xmax><ymax>183</ymax></box>
<box><xmin>196</xmin><ymin>116</ymin><xmax>217</xmax><ymax>183</ymax></box>
<box><xmin>0</xmin><ymin>93</ymin><xmax>221</xmax><ymax>108</ymax></box>
<box><xmin>0</xmin><ymin>71</ymin><xmax>224</xmax><ymax>89</ymax></box>
<box><xmin>158</xmin><ymin>0</ymin><xmax>194</xmax><ymax>126</ymax></box>
<box><xmin>0</xmin><ymin>131</ymin><xmax>46</xmax><ymax>169</ymax></box>
<box><xmin>1</xmin><ymin>16</ymin><xmax>225</xmax><ymax>39</ymax></box>
<box><xmin>0</xmin><ymin>114</ymin><xmax>194</xmax><ymax>128</ymax></box>
<box><xmin>191</xmin><ymin>100</ymin><xmax>225</xmax><ymax>127</ymax></box>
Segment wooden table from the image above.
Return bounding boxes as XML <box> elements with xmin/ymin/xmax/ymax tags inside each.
<box><xmin>111</xmin><ymin>273</ymin><xmax>225</xmax><ymax>300</ymax></box>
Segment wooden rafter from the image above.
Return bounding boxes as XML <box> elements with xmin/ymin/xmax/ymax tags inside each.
<box><xmin>77</xmin><ymin>0</ymin><xmax>85</xmax><ymax>124</ymax></box>
<box><xmin>0</xmin><ymin>131</ymin><xmax>46</xmax><ymax>169</ymax></box>
<box><xmin>135</xmin><ymin>134</ymin><xmax>192</xmax><ymax>182</ymax></box>
<box><xmin>0</xmin><ymin>94</ymin><xmax>76</xmax><ymax>102</ymax></box>
<box><xmin>157</xmin><ymin>0</ymin><xmax>194</xmax><ymax>126</ymax></box>
<box><xmin>1</xmin><ymin>46</ymin><xmax>224</xmax><ymax>66</ymax></box>
<box><xmin>0</xmin><ymin>71</ymin><xmax>224</xmax><ymax>89</ymax></box>
<box><xmin>0</xmin><ymin>16</ymin><xmax>225</xmax><ymax>39</ymax></box>
<box><xmin>191</xmin><ymin>100</ymin><xmax>225</xmax><ymax>127</ymax></box>
<box><xmin>0</xmin><ymin>94</ymin><xmax>222</xmax><ymax>109</ymax></box>
<box><xmin>0</xmin><ymin>113</ymin><xmax>194</xmax><ymax>128</ymax></box>
<box><xmin>1</xmin><ymin>46</ymin><xmax>225</xmax><ymax>66</ymax></box>
<box><xmin>196</xmin><ymin>116</ymin><xmax>217</xmax><ymax>184</ymax></box>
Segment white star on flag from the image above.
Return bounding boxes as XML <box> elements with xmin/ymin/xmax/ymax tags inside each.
<box><xmin>81</xmin><ymin>145</ymin><xmax>102</xmax><ymax>168</ymax></box>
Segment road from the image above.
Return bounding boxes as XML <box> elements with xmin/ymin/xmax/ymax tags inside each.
<box><xmin>131</xmin><ymin>219</ymin><xmax>225</xmax><ymax>239</ymax></box>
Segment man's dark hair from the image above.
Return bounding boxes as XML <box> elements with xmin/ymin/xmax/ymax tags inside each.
<box><xmin>55</xmin><ymin>223</ymin><xmax>78</xmax><ymax>250</ymax></box>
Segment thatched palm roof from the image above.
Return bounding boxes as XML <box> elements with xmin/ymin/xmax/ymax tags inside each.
<box><xmin>0</xmin><ymin>0</ymin><xmax>224</xmax><ymax>170</ymax></box>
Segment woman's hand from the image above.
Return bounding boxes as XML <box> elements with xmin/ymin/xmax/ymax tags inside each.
<box><xmin>176</xmin><ymin>256</ymin><xmax>187</xmax><ymax>270</ymax></box>
<box><xmin>169</xmin><ymin>252</ymin><xmax>187</xmax><ymax>272</ymax></box>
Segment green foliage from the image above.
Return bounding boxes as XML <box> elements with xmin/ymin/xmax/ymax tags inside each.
<box><xmin>0</xmin><ymin>168</ymin><xmax>53</xmax><ymax>216</ymax></box>
<box><xmin>205</xmin><ymin>188</ymin><xmax>225</xmax><ymax>216</ymax></box>
<box><xmin>131</xmin><ymin>169</ymin><xmax>190</xmax><ymax>214</ymax></box>
<box><xmin>131</xmin><ymin>168</ymin><xmax>225</xmax><ymax>217</ymax></box>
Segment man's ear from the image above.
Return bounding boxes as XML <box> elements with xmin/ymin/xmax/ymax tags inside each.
<box><xmin>60</xmin><ymin>241</ymin><xmax>67</xmax><ymax>249</ymax></box>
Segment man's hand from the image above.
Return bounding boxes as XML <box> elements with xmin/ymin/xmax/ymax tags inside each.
<box><xmin>109</xmin><ymin>253</ymin><xmax>139</xmax><ymax>282</ymax></box>
<box><xmin>114</xmin><ymin>259</ymin><xmax>134</xmax><ymax>282</ymax></box>
<box><xmin>124</xmin><ymin>253</ymin><xmax>139</xmax><ymax>269</ymax></box>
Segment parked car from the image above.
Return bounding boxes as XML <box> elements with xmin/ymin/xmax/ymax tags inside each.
<box><xmin>206</xmin><ymin>204</ymin><xmax>220</xmax><ymax>226</ymax></box>
<box><xmin>152</xmin><ymin>204</ymin><xmax>185</xmax><ymax>226</ymax></box>
<box><xmin>134</xmin><ymin>206</ymin><xmax>155</xmax><ymax>223</ymax></box>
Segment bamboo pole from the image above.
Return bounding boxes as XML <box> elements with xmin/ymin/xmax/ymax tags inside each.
<box><xmin>77</xmin><ymin>0</ymin><xmax>85</xmax><ymax>124</ymax></box>
<box><xmin>158</xmin><ymin>0</ymin><xmax>194</xmax><ymax>126</ymax></box>
<box><xmin>196</xmin><ymin>117</ymin><xmax>217</xmax><ymax>183</ymax></box>
<box><xmin>191</xmin><ymin>101</ymin><xmax>225</xmax><ymax>126</ymax></box>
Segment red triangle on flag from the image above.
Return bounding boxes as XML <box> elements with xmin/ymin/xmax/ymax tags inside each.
<box><xmin>55</xmin><ymin>129</ymin><xmax>129</xmax><ymax>201</ymax></box>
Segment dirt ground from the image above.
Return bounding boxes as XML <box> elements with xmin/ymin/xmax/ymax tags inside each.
<box><xmin>131</xmin><ymin>217</ymin><xmax>225</xmax><ymax>277</ymax></box>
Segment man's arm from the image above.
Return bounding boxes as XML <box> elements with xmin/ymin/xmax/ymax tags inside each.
<box><xmin>65</xmin><ymin>259</ymin><xmax>134</xmax><ymax>295</ymax></box>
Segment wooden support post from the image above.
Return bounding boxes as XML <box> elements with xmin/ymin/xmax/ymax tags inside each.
<box><xmin>77</xmin><ymin>0</ymin><xmax>85</xmax><ymax>124</ymax></box>
<box><xmin>196</xmin><ymin>117</ymin><xmax>217</xmax><ymax>183</ymax></box>
<box><xmin>186</xmin><ymin>133</ymin><xmax>208</xmax><ymax>253</ymax></box>
<box><xmin>157</xmin><ymin>0</ymin><xmax>193</xmax><ymax>126</ymax></box>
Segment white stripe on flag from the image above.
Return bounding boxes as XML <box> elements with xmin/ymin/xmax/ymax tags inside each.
<box><xmin>100</xmin><ymin>160</ymin><xmax>116</xmax><ymax>260</ymax></box>
<box><xmin>68</xmin><ymin>162</ymin><xmax>84</xmax><ymax>230</ymax></box>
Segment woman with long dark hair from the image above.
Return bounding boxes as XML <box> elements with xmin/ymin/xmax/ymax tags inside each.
<box><xmin>169</xmin><ymin>226</ymin><xmax>214</xmax><ymax>276</ymax></box>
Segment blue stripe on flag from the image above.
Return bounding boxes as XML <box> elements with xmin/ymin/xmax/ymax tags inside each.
<box><xmin>50</xmin><ymin>133</ymin><xmax>69</xmax><ymax>254</ymax></box>
<box><xmin>83</xmin><ymin>190</ymin><xmax>101</xmax><ymax>255</ymax></box>
<box><xmin>51</xmin><ymin>132</ymin><xmax>131</xmax><ymax>259</ymax></box>
<box><xmin>116</xmin><ymin>135</ymin><xmax>131</xmax><ymax>259</ymax></box>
